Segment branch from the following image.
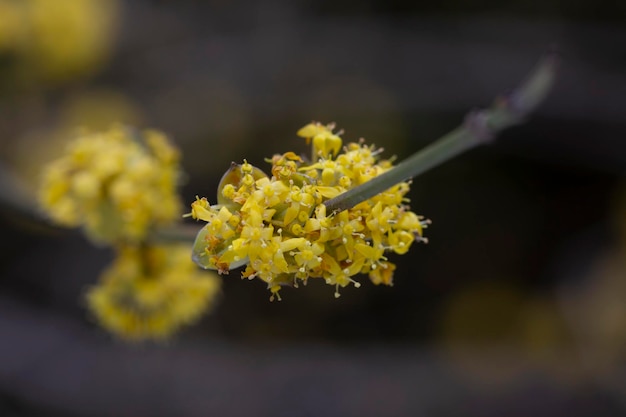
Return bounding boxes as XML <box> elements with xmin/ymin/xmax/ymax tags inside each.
<box><xmin>323</xmin><ymin>52</ymin><xmax>559</xmax><ymax>214</ymax></box>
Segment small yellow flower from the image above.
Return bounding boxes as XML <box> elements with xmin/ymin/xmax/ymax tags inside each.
<box><xmin>39</xmin><ymin>125</ymin><xmax>183</xmax><ymax>244</ymax></box>
<box><xmin>86</xmin><ymin>244</ymin><xmax>221</xmax><ymax>341</ymax></box>
<box><xmin>297</xmin><ymin>122</ymin><xmax>343</xmax><ymax>158</ymax></box>
<box><xmin>369</xmin><ymin>261</ymin><xmax>396</xmax><ymax>286</ymax></box>
<box><xmin>190</xmin><ymin>122</ymin><xmax>429</xmax><ymax>299</ymax></box>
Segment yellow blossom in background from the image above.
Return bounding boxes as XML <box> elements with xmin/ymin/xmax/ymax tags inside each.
<box><xmin>0</xmin><ymin>1</ymin><xmax>23</xmax><ymax>51</ymax></box>
<box><xmin>87</xmin><ymin>244</ymin><xmax>221</xmax><ymax>341</ymax></box>
<box><xmin>13</xmin><ymin>90</ymin><xmax>144</xmax><ymax>190</ymax></box>
<box><xmin>0</xmin><ymin>0</ymin><xmax>119</xmax><ymax>83</ymax></box>
<box><xmin>39</xmin><ymin>125</ymin><xmax>183</xmax><ymax>244</ymax></box>
<box><xmin>189</xmin><ymin>122</ymin><xmax>428</xmax><ymax>299</ymax></box>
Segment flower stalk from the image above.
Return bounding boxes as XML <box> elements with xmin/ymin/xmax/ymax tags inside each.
<box><xmin>323</xmin><ymin>53</ymin><xmax>558</xmax><ymax>214</ymax></box>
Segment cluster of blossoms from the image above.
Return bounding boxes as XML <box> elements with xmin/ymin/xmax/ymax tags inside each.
<box><xmin>39</xmin><ymin>126</ymin><xmax>221</xmax><ymax>341</ymax></box>
<box><xmin>87</xmin><ymin>244</ymin><xmax>220</xmax><ymax>341</ymax></box>
<box><xmin>39</xmin><ymin>125</ymin><xmax>182</xmax><ymax>243</ymax></box>
<box><xmin>189</xmin><ymin>122</ymin><xmax>428</xmax><ymax>299</ymax></box>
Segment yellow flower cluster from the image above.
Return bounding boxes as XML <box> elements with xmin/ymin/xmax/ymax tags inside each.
<box><xmin>0</xmin><ymin>0</ymin><xmax>119</xmax><ymax>83</ymax></box>
<box><xmin>189</xmin><ymin>123</ymin><xmax>428</xmax><ymax>299</ymax></box>
<box><xmin>87</xmin><ymin>244</ymin><xmax>221</xmax><ymax>341</ymax></box>
<box><xmin>39</xmin><ymin>125</ymin><xmax>182</xmax><ymax>244</ymax></box>
<box><xmin>38</xmin><ymin>125</ymin><xmax>223</xmax><ymax>341</ymax></box>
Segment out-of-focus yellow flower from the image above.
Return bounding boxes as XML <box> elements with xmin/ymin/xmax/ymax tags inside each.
<box><xmin>189</xmin><ymin>122</ymin><xmax>428</xmax><ymax>299</ymax></box>
<box><xmin>87</xmin><ymin>244</ymin><xmax>221</xmax><ymax>341</ymax></box>
<box><xmin>0</xmin><ymin>1</ymin><xmax>24</xmax><ymax>51</ymax></box>
<box><xmin>11</xmin><ymin>90</ymin><xmax>144</xmax><ymax>190</ymax></box>
<box><xmin>39</xmin><ymin>125</ymin><xmax>183</xmax><ymax>244</ymax></box>
<box><xmin>0</xmin><ymin>0</ymin><xmax>119</xmax><ymax>83</ymax></box>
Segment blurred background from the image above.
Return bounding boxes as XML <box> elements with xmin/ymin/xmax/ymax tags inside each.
<box><xmin>1</xmin><ymin>0</ymin><xmax>625</xmax><ymax>416</ymax></box>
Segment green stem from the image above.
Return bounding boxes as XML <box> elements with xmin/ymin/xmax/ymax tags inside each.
<box><xmin>149</xmin><ymin>223</ymin><xmax>201</xmax><ymax>243</ymax></box>
<box><xmin>323</xmin><ymin>52</ymin><xmax>558</xmax><ymax>214</ymax></box>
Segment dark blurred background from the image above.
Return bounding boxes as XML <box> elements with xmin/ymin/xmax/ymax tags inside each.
<box><xmin>1</xmin><ymin>0</ymin><xmax>625</xmax><ymax>416</ymax></box>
